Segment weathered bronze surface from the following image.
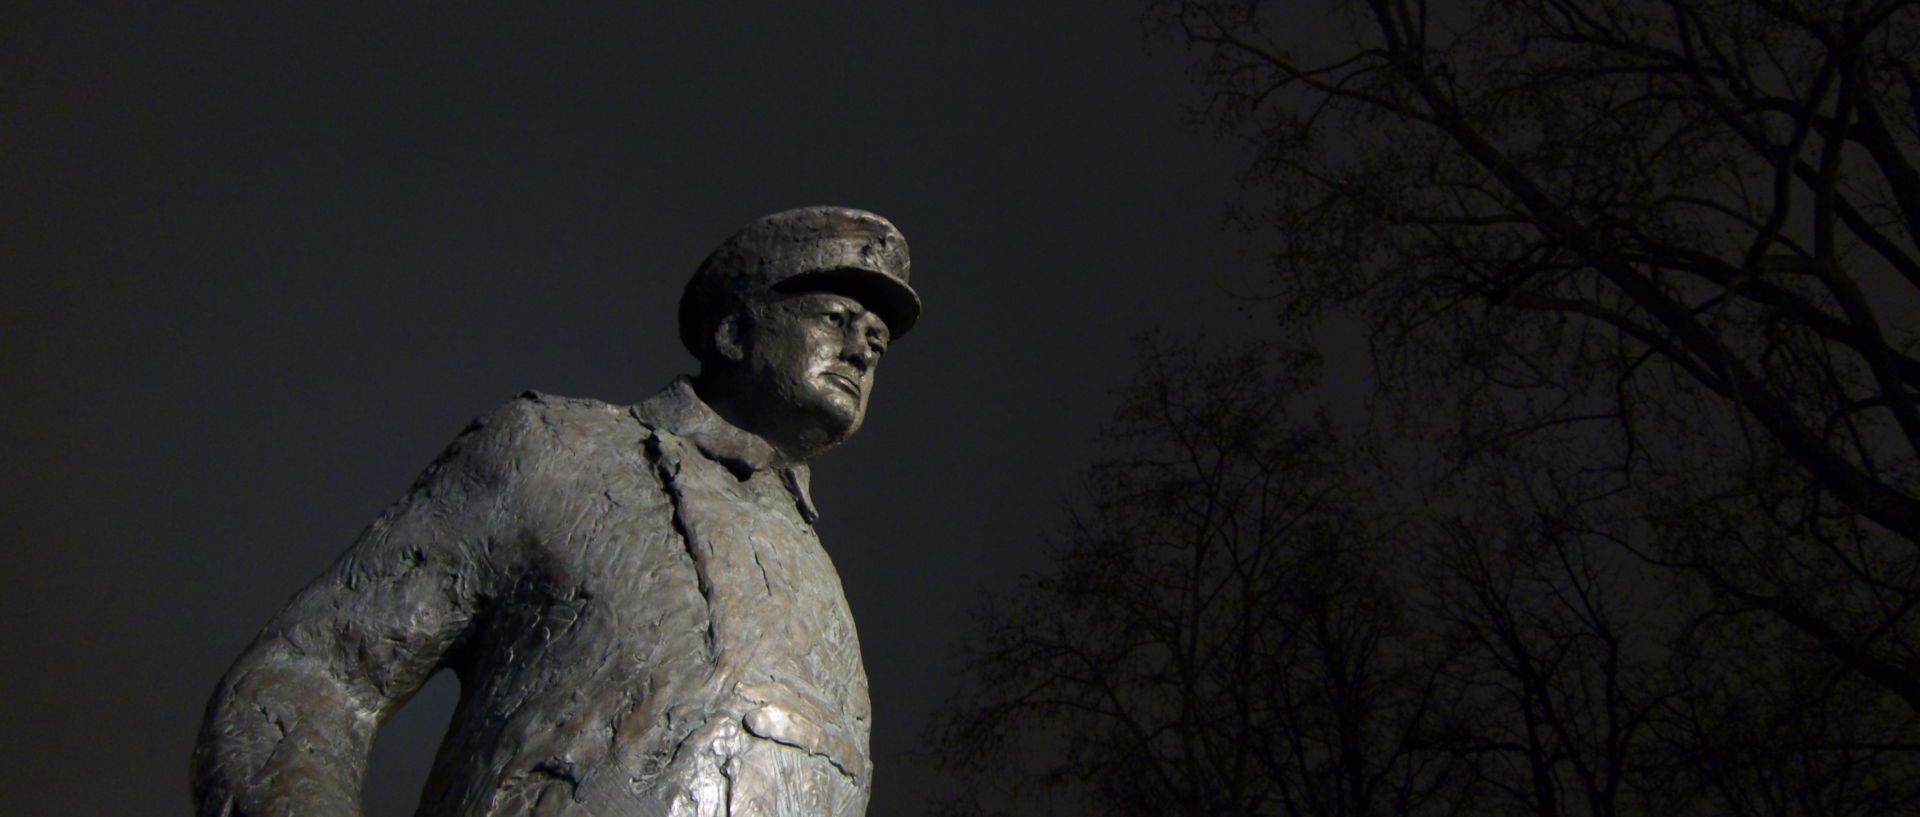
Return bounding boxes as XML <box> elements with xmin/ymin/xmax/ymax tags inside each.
<box><xmin>193</xmin><ymin>207</ymin><xmax>918</xmax><ymax>817</ymax></box>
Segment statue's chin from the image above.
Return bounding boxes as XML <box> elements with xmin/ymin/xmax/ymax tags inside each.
<box><xmin>714</xmin><ymin>377</ymin><xmax>867</xmax><ymax>461</ymax></box>
<box><xmin>790</xmin><ymin>411</ymin><xmax>862</xmax><ymax>460</ymax></box>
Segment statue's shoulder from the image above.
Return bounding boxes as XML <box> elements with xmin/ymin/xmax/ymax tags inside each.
<box><xmin>459</xmin><ymin>390</ymin><xmax>654</xmax><ymax>461</ymax></box>
<box><xmin>502</xmin><ymin>389</ymin><xmax>633</xmax><ymax>421</ymax></box>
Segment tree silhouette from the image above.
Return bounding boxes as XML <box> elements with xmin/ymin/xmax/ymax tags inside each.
<box><xmin>933</xmin><ymin>337</ymin><xmax>1920</xmax><ymax>816</ymax></box>
<box><xmin>932</xmin><ymin>340</ymin><xmax>1456</xmax><ymax>817</ymax></box>
<box><xmin>935</xmin><ymin>3</ymin><xmax>1920</xmax><ymax>810</ymax></box>
<box><xmin>1149</xmin><ymin>0</ymin><xmax>1920</xmax><ymax>711</ymax></box>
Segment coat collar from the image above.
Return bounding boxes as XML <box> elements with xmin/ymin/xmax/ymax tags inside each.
<box><xmin>631</xmin><ymin>377</ymin><xmax>819</xmax><ymax>522</ymax></box>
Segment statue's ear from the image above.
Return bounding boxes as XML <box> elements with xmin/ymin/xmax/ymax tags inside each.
<box><xmin>711</xmin><ymin>312</ymin><xmax>747</xmax><ymax>364</ymax></box>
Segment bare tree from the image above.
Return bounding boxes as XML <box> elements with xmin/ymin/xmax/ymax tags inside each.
<box><xmin>1649</xmin><ymin>601</ymin><xmax>1920</xmax><ymax>817</ymax></box>
<box><xmin>1149</xmin><ymin>0</ymin><xmax>1920</xmax><ymax>711</ymax></box>
<box><xmin>930</xmin><ymin>339</ymin><xmax>1455</xmax><ymax>817</ymax></box>
<box><xmin>1417</xmin><ymin>517</ymin><xmax>1652</xmax><ymax>817</ymax></box>
<box><xmin>936</xmin><ymin>6</ymin><xmax>1920</xmax><ymax>803</ymax></box>
<box><xmin>932</xmin><ymin>335</ymin><xmax>1920</xmax><ymax>816</ymax></box>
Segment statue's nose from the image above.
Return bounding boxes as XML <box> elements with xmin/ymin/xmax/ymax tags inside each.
<box><xmin>844</xmin><ymin>338</ymin><xmax>878</xmax><ymax>371</ymax></box>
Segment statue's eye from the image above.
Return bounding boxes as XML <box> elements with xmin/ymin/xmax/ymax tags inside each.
<box><xmin>821</xmin><ymin>310</ymin><xmax>847</xmax><ymax>327</ymax></box>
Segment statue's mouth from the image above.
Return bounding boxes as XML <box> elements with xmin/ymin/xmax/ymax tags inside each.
<box><xmin>822</xmin><ymin>371</ymin><xmax>861</xmax><ymax>398</ymax></box>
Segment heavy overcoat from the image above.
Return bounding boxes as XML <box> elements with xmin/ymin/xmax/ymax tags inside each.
<box><xmin>194</xmin><ymin>379</ymin><xmax>872</xmax><ymax>817</ymax></box>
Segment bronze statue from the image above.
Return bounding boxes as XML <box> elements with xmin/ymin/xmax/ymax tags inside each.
<box><xmin>193</xmin><ymin>206</ymin><xmax>920</xmax><ymax>817</ymax></box>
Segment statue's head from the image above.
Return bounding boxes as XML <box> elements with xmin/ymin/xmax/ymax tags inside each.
<box><xmin>681</xmin><ymin>206</ymin><xmax>921</xmax><ymax>461</ymax></box>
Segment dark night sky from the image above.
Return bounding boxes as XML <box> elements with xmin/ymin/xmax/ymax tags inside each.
<box><xmin>2</xmin><ymin>3</ymin><xmax>1272</xmax><ymax>814</ymax></box>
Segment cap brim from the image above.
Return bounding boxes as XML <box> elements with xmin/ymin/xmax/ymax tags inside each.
<box><xmin>774</xmin><ymin>268</ymin><xmax>921</xmax><ymax>338</ymax></box>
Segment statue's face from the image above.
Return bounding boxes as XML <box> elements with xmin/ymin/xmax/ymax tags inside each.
<box><xmin>736</xmin><ymin>290</ymin><xmax>890</xmax><ymax>455</ymax></box>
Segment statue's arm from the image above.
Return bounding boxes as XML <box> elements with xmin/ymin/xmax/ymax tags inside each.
<box><xmin>191</xmin><ymin>399</ymin><xmax>540</xmax><ymax>817</ymax></box>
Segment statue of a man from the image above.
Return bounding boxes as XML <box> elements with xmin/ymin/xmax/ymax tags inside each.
<box><xmin>193</xmin><ymin>206</ymin><xmax>920</xmax><ymax>817</ymax></box>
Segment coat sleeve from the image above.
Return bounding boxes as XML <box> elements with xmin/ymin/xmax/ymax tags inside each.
<box><xmin>191</xmin><ymin>397</ymin><xmax>544</xmax><ymax>817</ymax></box>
